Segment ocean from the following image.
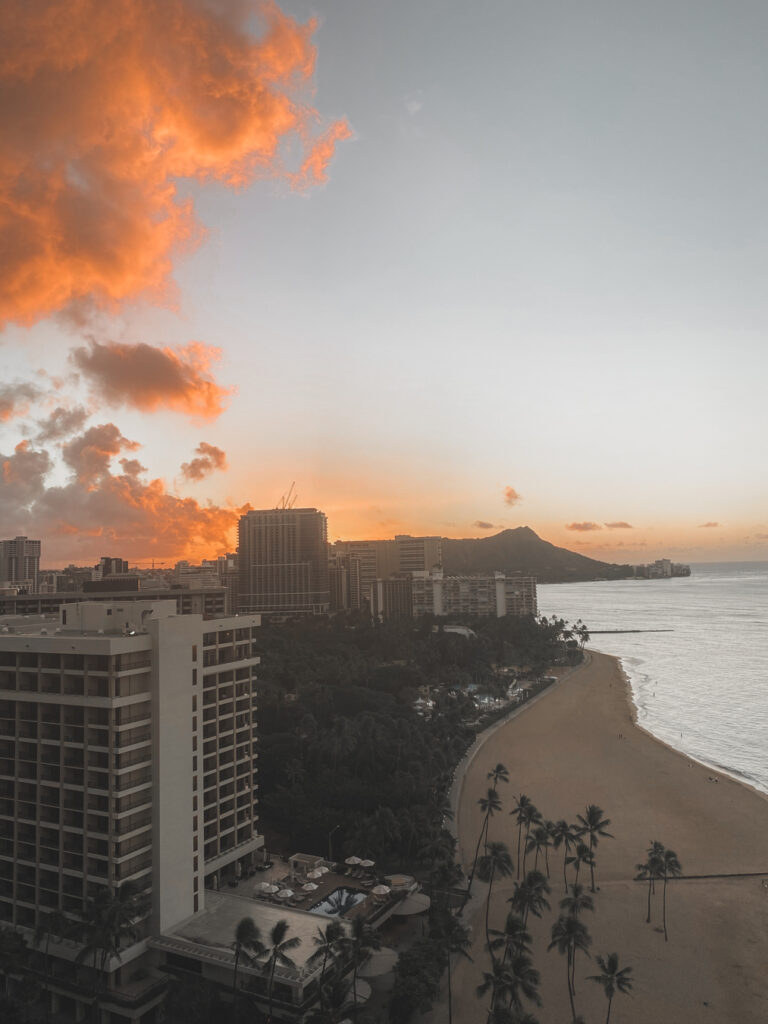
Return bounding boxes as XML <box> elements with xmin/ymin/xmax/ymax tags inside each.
<box><xmin>538</xmin><ymin>562</ymin><xmax>768</xmax><ymax>796</ymax></box>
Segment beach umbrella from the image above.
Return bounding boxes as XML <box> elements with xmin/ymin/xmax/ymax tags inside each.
<box><xmin>277</xmin><ymin>888</ymin><xmax>294</xmax><ymax>899</ymax></box>
<box><xmin>317</xmin><ymin>865</ymin><xmax>330</xmax><ymax>874</ymax></box>
<box><xmin>345</xmin><ymin>856</ymin><xmax>362</xmax><ymax>866</ymax></box>
<box><xmin>371</xmin><ymin>884</ymin><xmax>390</xmax><ymax>896</ymax></box>
<box><xmin>302</xmin><ymin>882</ymin><xmax>319</xmax><ymax>892</ymax></box>
<box><xmin>359</xmin><ymin>859</ymin><xmax>375</xmax><ymax>868</ymax></box>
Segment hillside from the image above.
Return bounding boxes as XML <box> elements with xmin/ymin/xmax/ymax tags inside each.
<box><xmin>441</xmin><ymin>526</ymin><xmax>633</xmax><ymax>584</ymax></box>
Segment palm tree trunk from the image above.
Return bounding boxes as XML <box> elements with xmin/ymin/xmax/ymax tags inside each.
<box><xmin>606</xmin><ymin>992</ymin><xmax>613</xmax><ymax>1024</ymax></box>
<box><xmin>464</xmin><ymin>815</ymin><xmax>488</xmax><ymax>904</ymax></box>
<box><xmin>566</xmin><ymin>948</ymin><xmax>577</xmax><ymax>1022</ymax></box>
<box><xmin>447</xmin><ymin>954</ymin><xmax>453</xmax><ymax>1024</ymax></box>
<box><xmin>267</xmin><ymin>960</ymin><xmax>276</xmax><ymax>1023</ymax></box>
<box><xmin>484</xmin><ymin>864</ymin><xmax>496</xmax><ymax>956</ymax></box>
<box><xmin>646</xmin><ymin>876</ymin><xmax>653</xmax><ymax>923</ymax></box>
<box><xmin>589</xmin><ymin>839</ymin><xmax>596</xmax><ymax>892</ymax></box>
<box><xmin>563</xmin><ymin>850</ymin><xmax>569</xmax><ymax>891</ymax></box>
<box><xmin>516</xmin><ymin>822</ymin><xmax>523</xmax><ymax>879</ymax></box>
<box><xmin>662</xmin><ymin>875</ymin><xmax>668</xmax><ymax>942</ymax></box>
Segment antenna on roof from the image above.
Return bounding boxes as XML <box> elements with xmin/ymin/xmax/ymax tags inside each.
<box><xmin>278</xmin><ymin>482</ymin><xmax>297</xmax><ymax>509</ymax></box>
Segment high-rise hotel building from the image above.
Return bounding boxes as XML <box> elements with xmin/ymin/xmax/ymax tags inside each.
<box><xmin>0</xmin><ymin>600</ymin><xmax>263</xmax><ymax>1022</ymax></box>
<box><xmin>237</xmin><ymin>508</ymin><xmax>330</xmax><ymax>616</ymax></box>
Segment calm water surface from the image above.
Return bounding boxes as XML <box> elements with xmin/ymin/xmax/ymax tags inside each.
<box><xmin>539</xmin><ymin>562</ymin><xmax>768</xmax><ymax>795</ymax></box>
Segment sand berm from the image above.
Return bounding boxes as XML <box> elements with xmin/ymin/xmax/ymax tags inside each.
<box><xmin>424</xmin><ymin>651</ymin><xmax>768</xmax><ymax>1024</ymax></box>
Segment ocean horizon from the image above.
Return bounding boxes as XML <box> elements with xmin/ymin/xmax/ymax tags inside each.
<box><xmin>538</xmin><ymin>561</ymin><xmax>768</xmax><ymax>796</ymax></box>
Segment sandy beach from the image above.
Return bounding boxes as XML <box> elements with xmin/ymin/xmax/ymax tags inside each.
<box><xmin>444</xmin><ymin>651</ymin><xmax>768</xmax><ymax>1024</ymax></box>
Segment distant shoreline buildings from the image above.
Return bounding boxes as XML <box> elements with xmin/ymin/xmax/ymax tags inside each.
<box><xmin>632</xmin><ymin>558</ymin><xmax>691</xmax><ymax>579</ymax></box>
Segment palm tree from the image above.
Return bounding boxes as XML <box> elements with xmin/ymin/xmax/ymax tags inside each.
<box><xmin>307</xmin><ymin>921</ymin><xmax>345</xmax><ymax>1009</ymax></box>
<box><xmin>477</xmin><ymin>954</ymin><xmax>540</xmax><ymax>1021</ymax></box>
<box><xmin>576</xmin><ymin>805</ymin><xmax>613</xmax><ymax>892</ymax></box>
<box><xmin>566</xmin><ymin>842</ymin><xmax>594</xmax><ymax>888</ymax></box>
<box><xmin>559</xmin><ymin>883</ymin><xmax>594</xmax><ymax>919</ymax></box>
<box><xmin>477</xmin><ymin>841</ymin><xmax>514</xmax><ymax>953</ymax></box>
<box><xmin>347</xmin><ymin>915</ymin><xmax>380</xmax><ymax>1011</ymax></box>
<box><xmin>34</xmin><ymin>909</ymin><xmax>71</xmax><ymax>1022</ymax></box>
<box><xmin>260</xmin><ymin>919</ymin><xmax>301</xmax><ymax>1023</ymax></box>
<box><xmin>487</xmin><ymin>763</ymin><xmax>510</xmax><ymax>787</ymax></box>
<box><xmin>525</xmin><ymin>826</ymin><xmax>551</xmax><ymax>876</ymax></box>
<box><xmin>634</xmin><ymin>841</ymin><xmax>664</xmax><ymax>923</ymax></box>
<box><xmin>548</xmin><ymin>914</ymin><xmax>591</xmax><ymax>1022</ymax></box>
<box><xmin>488</xmin><ymin>913</ymin><xmax>531</xmax><ymax>965</ymax></box>
<box><xmin>518</xmin><ymin>803</ymin><xmax>542</xmax><ymax>877</ymax></box>
<box><xmin>232</xmin><ymin>917</ymin><xmax>263</xmax><ymax>1009</ymax></box>
<box><xmin>465</xmin><ymin>787</ymin><xmax>502</xmax><ymax>903</ymax></box>
<box><xmin>444</xmin><ymin>918</ymin><xmax>473</xmax><ymax>1024</ymax></box>
<box><xmin>76</xmin><ymin>882</ymin><xmax>148</xmax><ymax>1023</ymax></box>
<box><xmin>660</xmin><ymin>847</ymin><xmax>682</xmax><ymax>942</ymax></box>
<box><xmin>510</xmin><ymin>794</ymin><xmax>533</xmax><ymax>879</ymax></box>
<box><xmin>588</xmin><ymin>952</ymin><xmax>633</xmax><ymax>1024</ymax></box>
<box><xmin>508</xmin><ymin>870</ymin><xmax>550</xmax><ymax>928</ymax></box>
<box><xmin>550</xmin><ymin>820</ymin><xmax>579</xmax><ymax>892</ymax></box>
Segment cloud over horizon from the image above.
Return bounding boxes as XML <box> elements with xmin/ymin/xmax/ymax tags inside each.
<box><xmin>604</xmin><ymin>521</ymin><xmax>634</xmax><ymax>529</ymax></box>
<box><xmin>565</xmin><ymin>521</ymin><xmax>602</xmax><ymax>532</ymax></box>
<box><xmin>473</xmin><ymin>520</ymin><xmax>496</xmax><ymax>530</ymax></box>
<box><xmin>503</xmin><ymin>486</ymin><xmax>522</xmax><ymax>506</ymax></box>
<box><xmin>698</xmin><ymin>521</ymin><xmax>721</xmax><ymax>528</ymax></box>
<box><xmin>1</xmin><ymin>425</ymin><xmax>239</xmax><ymax>562</ymax></box>
<box><xmin>71</xmin><ymin>339</ymin><xmax>232</xmax><ymax>420</ymax></box>
<box><xmin>181</xmin><ymin>442</ymin><xmax>228</xmax><ymax>481</ymax></box>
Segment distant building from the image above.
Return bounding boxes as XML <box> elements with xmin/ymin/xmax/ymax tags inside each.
<box><xmin>238</xmin><ymin>508</ymin><xmax>330</xmax><ymax>616</ymax></box>
<box><xmin>0</xmin><ymin>536</ymin><xmax>41</xmax><ymax>590</ymax></box>
<box><xmin>0</xmin><ymin>585</ymin><xmax>228</xmax><ymax>620</ymax></box>
<box><xmin>633</xmin><ymin>559</ymin><xmax>690</xmax><ymax>579</ymax></box>
<box><xmin>328</xmin><ymin>552</ymin><xmax>362</xmax><ymax>611</ymax></box>
<box><xmin>410</xmin><ymin>570</ymin><xmax>537</xmax><ymax>619</ymax></box>
<box><xmin>369</xmin><ymin>576</ymin><xmax>414</xmax><ymax>620</ymax></box>
<box><xmin>94</xmin><ymin>556</ymin><xmax>130</xmax><ymax>578</ymax></box>
<box><xmin>333</xmin><ymin>535</ymin><xmax>442</xmax><ymax>605</ymax></box>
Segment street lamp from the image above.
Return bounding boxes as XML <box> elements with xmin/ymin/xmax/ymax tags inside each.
<box><xmin>328</xmin><ymin>824</ymin><xmax>341</xmax><ymax>864</ymax></box>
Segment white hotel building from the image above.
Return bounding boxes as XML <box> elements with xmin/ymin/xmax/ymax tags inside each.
<box><xmin>0</xmin><ymin>600</ymin><xmax>263</xmax><ymax>1022</ymax></box>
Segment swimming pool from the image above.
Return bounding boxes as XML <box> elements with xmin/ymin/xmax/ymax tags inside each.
<box><xmin>308</xmin><ymin>887</ymin><xmax>366</xmax><ymax>917</ymax></box>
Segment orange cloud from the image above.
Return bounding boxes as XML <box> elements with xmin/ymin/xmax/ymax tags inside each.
<box><xmin>0</xmin><ymin>0</ymin><xmax>350</xmax><ymax>326</ymax></box>
<box><xmin>565</xmin><ymin>521</ymin><xmax>602</xmax><ymax>532</ymax></box>
<box><xmin>71</xmin><ymin>340</ymin><xmax>231</xmax><ymax>419</ymax></box>
<box><xmin>0</xmin><ymin>425</ymin><xmax>238</xmax><ymax>563</ymax></box>
<box><xmin>604</xmin><ymin>521</ymin><xmax>634</xmax><ymax>529</ymax></box>
<box><xmin>504</xmin><ymin>486</ymin><xmax>522</xmax><ymax>506</ymax></box>
<box><xmin>34</xmin><ymin>405</ymin><xmax>89</xmax><ymax>443</ymax></box>
<box><xmin>473</xmin><ymin>520</ymin><xmax>496</xmax><ymax>530</ymax></box>
<box><xmin>181</xmin><ymin>442</ymin><xmax>228</xmax><ymax>481</ymax></box>
<box><xmin>698</xmin><ymin>521</ymin><xmax>720</xmax><ymax>528</ymax></box>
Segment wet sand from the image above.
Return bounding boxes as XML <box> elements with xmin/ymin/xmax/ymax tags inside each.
<box><xmin>445</xmin><ymin>651</ymin><xmax>768</xmax><ymax>1024</ymax></box>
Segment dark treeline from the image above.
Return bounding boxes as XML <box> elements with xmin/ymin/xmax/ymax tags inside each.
<box><xmin>256</xmin><ymin>612</ymin><xmax>588</xmax><ymax>868</ymax></box>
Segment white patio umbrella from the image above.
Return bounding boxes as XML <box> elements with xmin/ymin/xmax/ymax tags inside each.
<box><xmin>359</xmin><ymin>859</ymin><xmax>375</xmax><ymax>868</ymax></box>
<box><xmin>277</xmin><ymin>888</ymin><xmax>294</xmax><ymax>899</ymax></box>
<box><xmin>302</xmin><ymin>882</ymin><xmax>319</xmax><ymax>892</ymax></box>
<box><xmin>307</xmin><ymin>869</ymin><xmax>323</xmax><ymax>880</ymax></box>
<box><xmin>345</xmin><ymin>856</ymin><xmax>362</xmax><ymax>866</ymax></box>
<box><xmin>317</xmin><ymin>865</ymin><xmax>330</xmax><ymax>874</ymax></box>
<box><xmin>254</xmin><ymin>881</ymin><xmax>277</xmax><ymax>893</ymax></box>
<box><xmin>371</xmin><ymin>884</ymin><xmax>390</xmax><ymax>896</ymax></box>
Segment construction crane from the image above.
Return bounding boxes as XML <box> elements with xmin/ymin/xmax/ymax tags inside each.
<box><xmin>278</xmin><ymin>482</ymin><xmax>298</xmax><ymax>510</ymax></box>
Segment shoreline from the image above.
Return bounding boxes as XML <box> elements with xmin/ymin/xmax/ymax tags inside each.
<box><xmin>615</xmin><ymin>654</ymin><xmax>768</xmax><ymax>806</ymax></box>
<box><xmin>433</xmin><ymin>650</ymin><xmax>768</xmax><ymax>1024</ymax></box>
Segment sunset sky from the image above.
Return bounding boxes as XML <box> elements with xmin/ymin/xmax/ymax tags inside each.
<box><xmin>2</xmin><ymin>0</ymin><xmax>767</xmax><ymax>567</ymax></box>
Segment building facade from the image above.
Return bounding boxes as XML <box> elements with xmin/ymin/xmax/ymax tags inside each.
<box><xmin>0</xmin><ymin>536</ymin><xmax>41</xmax><ymax>590</ymax></box>
<box><xmin>332</xmin><ymin>535</ymin><xmax>442</xmax><ymax>606</ymax></box>
<box><xmin>410</xmin><ymin>570</ymin><xmax>538</xmax><ymax>619</ymax></box>
<box><xmin>238</xmin><ymin>508</ymin><xmax>330</xmax><ymax>616</ymax></box>
<box><xmin>0</xmin><ymin>600</ymin><xmax>263</xmax><ymax>1022</ymax></box>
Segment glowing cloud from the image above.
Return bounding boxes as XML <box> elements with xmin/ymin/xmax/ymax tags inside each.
<box><xmin>181</xmin><ymin>442</ymin><xmax>228</xmax><ymax>481</ymax></box>
<box><xmin>565</xmin><ymin>521</ymin><xmax>603</xmax><ymax>532</ymax></box>
<box><xmin>0</xmin><ymin>380</ymin><xmax>41</xmax><ymax>421</ymax></box>
<box><xmin>698</xmin><ymin>521</ymin><xmax>721</xmax><ymax>528</ymax></box>
<box><xmin>34</xmin><ymin>405</ymin><xmax>89</xmax><ymax>443</ymax></box>
<box><xmin>0</xmin><ymin>425</ymin><xmax>239</xmax><ymax>562</ymax></box>
<box><xmin>473</xmin><ymin>520</ymin><xmax>496</xmax><ymax>530</ymax></box>
<box><xmin>604</xmin><ymin>521</ymin><xmax>634</xmax><ymax>529</ymax></box>
<box><xmin>0</xmin><ymin>0</ymin><xmax>350</xmax><ymax>326</ymax></box>
<box><xmin>71</xmin><ymin>340</ymin><xmax>231</xmax><ymax>419</ymax></box>
<box><xmin>504</xmin><ymin>486</ymin><xmax>522</xmax><ymax>506</ymax></box>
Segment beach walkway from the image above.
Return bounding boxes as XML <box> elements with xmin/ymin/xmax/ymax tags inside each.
<box><xmin>424</xmin><ymin>651</ymin><xmax>768</xmax><ymax>1024</ymax></box>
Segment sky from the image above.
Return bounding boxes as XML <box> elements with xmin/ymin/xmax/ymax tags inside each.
<box><xmin>2</xmin><ymin>0</ymin><xmax>767</xmax><ymax>567</ymax></box>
